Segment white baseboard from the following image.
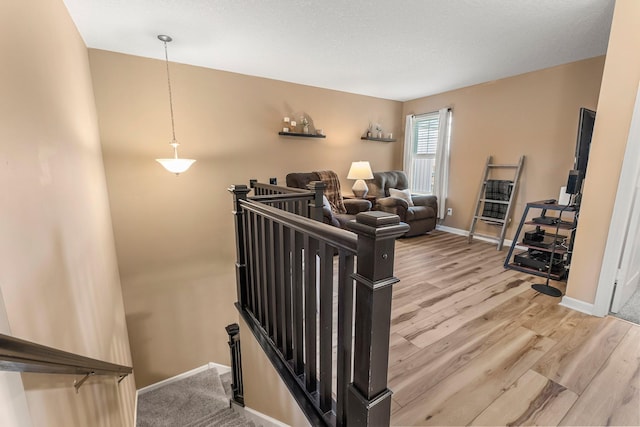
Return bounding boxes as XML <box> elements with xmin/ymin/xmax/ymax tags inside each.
<box><xmin>232</xmin><ymin>405</ymin><xmax>291</xmax><ymax>427</ymax></box>
<box><xmin>137</xmin><ymin>362</ymin><xmax>231</xmax><ymax>395</ymax></box>
<box><xmin>435</xmin><ymin>224</ymin><xmax>523</xmax><ymax>250</ymax></box>
<box><xmin>559</xmin><ymin>296</ymin><xmax>595</xmax><ymax>315</ymax></box>
<box><xmin>436</xmin><ymin>224</ymin><xmax>468</xmax><ymax>236</ymax></box>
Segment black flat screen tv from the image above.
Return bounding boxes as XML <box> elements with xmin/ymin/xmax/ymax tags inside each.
<box><xmin>567</xmin><ymin>107</ymin><xmax>596</xmax><ymax>194</ymax></box>
<box><xmin>575</xmin><ymin>107</ymin><xmax>596</xmax><ymax>176</ymax></box>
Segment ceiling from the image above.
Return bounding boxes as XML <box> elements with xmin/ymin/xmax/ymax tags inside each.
<box><xmin>62</xmin><ymin>0</ymin><xmax>615</xmax><ymax>102</ymax></box>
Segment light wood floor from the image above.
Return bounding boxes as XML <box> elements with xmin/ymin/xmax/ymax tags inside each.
<box><xmin>388</xmin><ymin>231</ymin><xmax>640</xmax><ymax>426</ymax></box>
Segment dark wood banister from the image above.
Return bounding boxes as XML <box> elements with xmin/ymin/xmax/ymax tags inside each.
<box><xmin>231</xmin><ymin>183</ymin><xmax>408</xmax><ymax>427</ymax></box>
<box><xmin>0</xmin><ymin>333</ymin><xmax>132</xmax><ymax>391</ymax></box>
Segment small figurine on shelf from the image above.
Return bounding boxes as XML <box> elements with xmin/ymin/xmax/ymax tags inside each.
<box><xmin>300</xmin><ymin>116</ymin><xmax>310</xmax><ymax>134</ymax></box>
<box><xmin>376</xmin><ymin>124</ymin><xmax>383</xmax><ymax>139</ymax></box>
<box><xmin>367</xmin><ymin>123</ymin><xmax>373</xmax><ymax>138</ymax></box>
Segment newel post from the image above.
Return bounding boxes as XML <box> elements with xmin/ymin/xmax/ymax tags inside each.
<box><xmin>306</xmin><ymin>181</ymin><xmax>326</xmax><ymax>222</ymax></box>
<box><xmin>225</xmin><ymin>323</ymin><xmax>244</xmax><ymax>407</ymax></box>
<box><xmin>346</xmin><ymin>211</ymin><xmax>409</xmax><ymax>427</ymax></box>
<box><xmin>229</xmin><ymin>185</ymin><xmax>251</xmax><ymax>307</ymax></box>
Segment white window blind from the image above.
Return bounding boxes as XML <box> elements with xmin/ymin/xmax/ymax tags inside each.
<box><xmin>415</xmin><ymin>112</ymin><xmax>439</xmax><ymax>156</ymax></box>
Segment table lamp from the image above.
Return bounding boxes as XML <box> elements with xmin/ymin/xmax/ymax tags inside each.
<box><xmin>347</xmin><ymin>161</ymin><xmax>374</xmax><ymax>198</ymax></box>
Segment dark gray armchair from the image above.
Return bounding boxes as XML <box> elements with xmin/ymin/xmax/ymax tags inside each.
<box><xmin>368</xmin><ymin>171</ymin><xmax>438</xmax><ymax>237</ymax></box>
<box><xmin>286</xmin><ymin>171</ymin><xmax>371</xmax><ymax>229</ymax></box>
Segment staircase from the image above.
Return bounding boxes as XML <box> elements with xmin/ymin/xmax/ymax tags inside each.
<box><xmin>136</xmin><ymin>366</ymin><xmax>259</xmax><ymax>427</ymax></box>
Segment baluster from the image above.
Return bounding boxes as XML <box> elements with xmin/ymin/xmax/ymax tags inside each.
<box><xmin>318</xmin><ymin>241</ymin><xmax>334</xmax><ymax>413</ymax></box>
<box><xmin>304</xmin><ymin>234</ymin><xmax>318</xmax><ymax>392</ymax></box>
<box><xmin>346</xmin><ymin>211</ymin><xmax>409</xmax><ymax>427</ymax></box>
<box><xmin>283</xmin><ymin>226</ymin><xmax>293</xmax><ymax>360</ymax></box>
<box><xmin>273</xmin><ymin>221</ymin><xmax>285</xmax><ymax>351</ymax></box>
<box><xmin>292</xmin><ymin>231</ymin><xmax>305</xmax><ymax>374</ymax></box>
<box><xmin>336</xmin><ymin>249</ymin><xmax>355</xmax><ymax>427</ymax></box>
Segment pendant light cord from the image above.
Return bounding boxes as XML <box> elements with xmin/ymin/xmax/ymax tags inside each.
<box><xmin>162</xmin><ymin>40</ymin><xmax>177</xmax><ymax>144</ymax></box>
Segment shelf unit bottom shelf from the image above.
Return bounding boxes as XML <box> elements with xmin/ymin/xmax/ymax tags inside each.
<box><xmin>506</xmin><ymin>262</ymin><xmax>566</xmax><ymax>281</ymax></box>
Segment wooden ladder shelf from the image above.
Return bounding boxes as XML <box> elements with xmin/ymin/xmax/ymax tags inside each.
<box><xmin>468</xmin><ymin>155</ymin><xmax>525</xmax><ymax>250</ymax></box>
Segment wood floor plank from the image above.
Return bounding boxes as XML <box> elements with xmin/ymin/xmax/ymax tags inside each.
<box><xmin>389</xmin><ymin>296</ymin><xmax>545</xmax><ymax>405</ymax></box>
<box><xmin>388</xmin><ymin>332</ymin><xmax>421</xmax><ymax>368</ymax></box>
<box><xmin>470</xmin><ymin>369</ymin><xmax>578</xmax><ymax>426</ymax></box>
<box><xmin>559</xmin><ymin>325</ymin><xmax>640</xmax><ymax>427</ymax></box>
<box><xmin>532</xmin><ymin>316</ymin><xmax>631</xmax><ymax>394</ymax></box>
<box><xmin>391</xmin><ymin>326</ymin><xmax>556</xmax><ymax>426</ymax></box>
<box><xmin>396</xmin><ymin>274</ymin><xmax>532</xmax><ymax>348</ymax></box>
<box><xmin>386</xmin><ymin>232</ymin><xmax>640</xmax><ymax>427</ymax></box>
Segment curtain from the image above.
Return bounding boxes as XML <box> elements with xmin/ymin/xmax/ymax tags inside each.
<box><xmin>403</xmin><ymin>114</ymin><xmax>415</xmax><ymax>179</ymax></box>
<box><xmin>433</xmin><ymin>108</ymin><xmax>451</xmax><ymax>219</ymax></box>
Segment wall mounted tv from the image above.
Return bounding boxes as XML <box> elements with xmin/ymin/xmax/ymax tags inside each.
<box><xmin>568</xmin><ymin>107</ymin><xmax>596</xmax><ymax>194</ymax></box>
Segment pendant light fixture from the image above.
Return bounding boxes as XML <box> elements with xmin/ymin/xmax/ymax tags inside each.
<box><xmin>155</xmin><ymin>34</ymin><xmax>196</xmax><ymax>175</ymax></box>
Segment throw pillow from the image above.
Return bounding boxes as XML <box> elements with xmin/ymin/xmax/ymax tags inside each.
<box><xmin>389</xmin><ymin>188</ymin><xmax>414</xmax><ymax>207</ymax></box>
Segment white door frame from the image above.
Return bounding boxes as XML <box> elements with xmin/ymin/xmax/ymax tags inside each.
<box><xmin>593</xmin><ymin>83</ymin><xmax>640</xmax><ymax>316</ymax></box>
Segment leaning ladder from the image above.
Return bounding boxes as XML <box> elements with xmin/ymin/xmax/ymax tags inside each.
<box><xmin>468</xmin><ymin>155</ymin><xmax>525</xmax><ymax>250</ymax></box>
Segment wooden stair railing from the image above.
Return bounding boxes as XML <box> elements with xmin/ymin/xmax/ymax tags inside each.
<box><xmin>230</xmin><ymin>184</ymin><xmax>408</xmax><ymax>427</ymax></box>
<box><xmin>0</xmin><ymin>333</ymin><xmax>132</xmax><ymax>392</ymax></box>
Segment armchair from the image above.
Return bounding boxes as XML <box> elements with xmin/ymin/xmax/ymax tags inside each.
<box><xmin>286</xmin><ymin>171</ymin><xmax>371</xmax><ymax>229</ymax></box>
<box><xmin>368</xmin><ymin>171</ymin><xmax>438</xmax><ymax>237</ymax></box>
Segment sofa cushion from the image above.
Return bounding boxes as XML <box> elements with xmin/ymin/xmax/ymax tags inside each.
<box><xmin>405</xmin><ymin>205</ymin><xmax>436</xmax><ymax>222</ymax></box>
<box><xmin>389</xmin><ymin>188</ymin><xmax>414</xmax><ymax>206</ymax></box>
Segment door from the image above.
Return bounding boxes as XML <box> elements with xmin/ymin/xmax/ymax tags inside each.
<box><xmin>593</xmin><ymin>83</ymin><xmax>640</xmax><ymax>317</ymax></box>
<box><xmin>611</xmin><ymin>179</ymin><xmax>640</xmax><ymax>312</ymax></box>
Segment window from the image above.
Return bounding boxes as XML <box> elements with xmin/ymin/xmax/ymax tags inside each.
<box><xmin>411</xmin><ymin>112</ymin><xmax>440</xmax><ymax>194</ymax></box>
<box><xmin>403</xmin><ymin>108</ymin><xmax>452</xmax><ymax>218</ymax></box>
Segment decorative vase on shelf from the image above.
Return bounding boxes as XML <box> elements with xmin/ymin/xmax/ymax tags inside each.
<box><xmin>377</xmin><ymin>131</ymin><xmax>383</xmax><ymax>138</ymax></box>
<box><xmin>367</xmin><ymin>131</ymin><xmax>372</xmax><ymax>138</ymax></box>
<box><xmin>303</xmin><ymin>125</ymin><xmax>309</xmax><ymax>134</ymax></box>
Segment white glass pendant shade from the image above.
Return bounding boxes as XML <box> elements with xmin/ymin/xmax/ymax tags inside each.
<box><xmin>156</xmin><ymin>158</ymin><xmax>196</xmax><ymax>175</ymax></box>
<box><xmin>156</xmin><ymin>141</ymin><xmax>195</xmax><ymax>175</ymax></box>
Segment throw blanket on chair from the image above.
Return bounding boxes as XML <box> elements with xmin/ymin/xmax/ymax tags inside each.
<box><xmin>315</xmin><ymin>170</ymin><xmax>347</xmax><ymax>214</ymax></box>
<box><xmin>482</xmin><ymin>180</ymin><xmax>512</xmax><ymax>220</ymax></box>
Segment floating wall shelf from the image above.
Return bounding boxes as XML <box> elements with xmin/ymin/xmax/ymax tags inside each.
<box><xmin>361</xmin><ymin>136</ymin><xmax>396</xmax><ymax>142</ymax></box>
<box><xmin>279</xmin><ymin>132</ymin><xmax>326</xmax><ymax>138</ymax></box>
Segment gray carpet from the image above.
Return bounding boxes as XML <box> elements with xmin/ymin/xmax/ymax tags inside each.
<box><xmin>612</xmin><ymin>286</ymin><xmax>640</xmax><ymax>325</ymax></box>
<box><xmin>137</xmin><ymin>368</ymin><xmax>256</xmax><ymax>427</ymax></box>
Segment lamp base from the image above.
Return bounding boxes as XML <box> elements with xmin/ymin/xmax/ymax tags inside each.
<box><xmin>352</xmin><ymin>179</ymin><xmax>369</xmax><ymax>198</ymax></box>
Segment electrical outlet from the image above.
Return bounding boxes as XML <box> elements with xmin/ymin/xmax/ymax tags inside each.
<box><xmin>447</xmin><ymin>208</ymin><xmax>453</xmax><ymax>216</ymax></box>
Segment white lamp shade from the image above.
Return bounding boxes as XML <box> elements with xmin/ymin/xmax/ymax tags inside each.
<box><xmin>156</xmin><ymin>158</ymin><xmax>196</xmax><ymax>175</ymax></box>
<box><xmin>347</xmin><ymin>161</ymin><xmax>374</xmax><ymax>180</ymax></box>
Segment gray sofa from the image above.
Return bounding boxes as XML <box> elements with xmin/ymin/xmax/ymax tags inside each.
<box><xmin>368</xmin><ymin>171</ymin><xmax>438</xmax><ymax>237</ymax></box>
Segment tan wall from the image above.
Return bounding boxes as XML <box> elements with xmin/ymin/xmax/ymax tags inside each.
<box><xmin>239</xmin><ymin>317</ymin><xmax>311</xmax><ymax>426</ymax></box>
<box><xmin>566</xmin><ymin>0</ymin><xmax>640</xmax><ymax>303</ymax></box>
<box><xmin>88</xmin><ymin>48</ymin><xmax>403</xmax><ymax>387</ymax></box>
<box><xmin>0</xmin><ymin>0</ymin><xmax>135</xmax><ymax>425</ymax></box>
<box><xmin>402</xmin><ymin>57</ymin><xmax>605</xmax><ymax>241</ymax></box>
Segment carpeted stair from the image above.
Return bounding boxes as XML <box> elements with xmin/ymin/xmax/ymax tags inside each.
<box><xmin>137</xmin><ymin>367</ymin><xmax>257</xmax><ymax>427</ymax></box>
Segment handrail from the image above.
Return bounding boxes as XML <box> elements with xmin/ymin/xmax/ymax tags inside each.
<box><xmin>0</xmin><ymin>333</ymin><xmax>132</xmax><ymax>391</ymax></box>
<box><xmin>250</xmin><ymin>181</ymin><xmax>310</xmax><ymax>195</ymax></box>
